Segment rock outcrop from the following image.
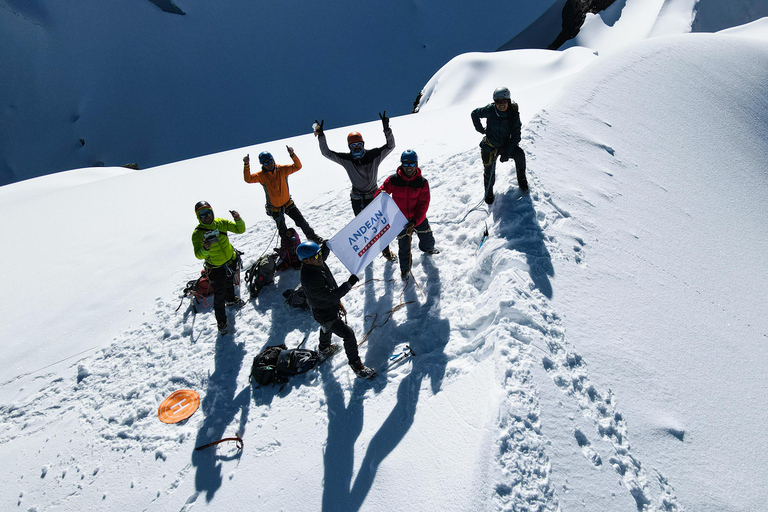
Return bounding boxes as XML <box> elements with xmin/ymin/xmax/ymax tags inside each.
<box><xmin>549</xmin><ymin>0</ymin><xmax>617</xmax><ymax>49</ymax></box>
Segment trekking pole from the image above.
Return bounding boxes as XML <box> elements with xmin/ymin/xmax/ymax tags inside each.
<box><xmin>297</xmin><ymin>332</ymin><xmax>309</xmax><ymax>349</ymax></box>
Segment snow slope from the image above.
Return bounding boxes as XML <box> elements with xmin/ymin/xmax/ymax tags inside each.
<box><xmin>2</xmin><ymin>5</ymin><xmax>768</xmax><ymax>512</ymax></box>
<box><xmin>0</xmin><ymin>0</ymin><xmax>560</xmax><ymax>185</ymax></box>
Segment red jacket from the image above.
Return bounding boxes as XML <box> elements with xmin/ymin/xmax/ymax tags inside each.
<box><xmin>376</xmin><ymin>166</ymin><xmax>430</xmax><ymax>226</ymax></box>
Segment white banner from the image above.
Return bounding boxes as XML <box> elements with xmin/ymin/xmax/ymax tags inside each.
<box><xmin>327</xmin><ymin>193</ymin><xmax>408</xmax><ymax>275</ymax></box>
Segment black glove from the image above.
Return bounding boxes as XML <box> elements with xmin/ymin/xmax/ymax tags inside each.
<box><xmin>379</xmin><ymin>111</ymin><xmax>390</xmax><ymax>131</ymax></box>
<box><xmin>347</xmin><ymin>274</ymin><xmax>360</xmax><ymax>286</ymax></box>
<box><xmin>314</xmin><ymin>119</ymin><xmax>324</xmax><ymax>137</ymax></box>
<box><xmin>499</xmin><ymin>149</ymin><xmax>510</xmax><ymax>163</ymax></box>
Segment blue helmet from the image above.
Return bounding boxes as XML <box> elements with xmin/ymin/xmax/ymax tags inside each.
<box><xmin>297</xmin><ymin>241</ymin><xmax>321</xmax><ymax>261</ymax></box>
<box><xmin>401</xmin><ymin>149</ymin><xmax>418</xmax><ymax>164</ymax></box>
<box><xmin>258</xmin><ymin>151</ymin><xmax>274</xmax><ymax>165</ymax></box>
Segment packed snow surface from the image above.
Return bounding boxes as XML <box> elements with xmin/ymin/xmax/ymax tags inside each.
<box><xmin>2</xmin><ymin>3</ymin><xmax>768</xmax><ymax>512</ymax></box>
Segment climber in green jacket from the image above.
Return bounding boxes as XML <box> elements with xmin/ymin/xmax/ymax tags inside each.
<box><xmin>191</xmin><ymin>200</ymin><xmax>246</xmax><ymax>335</ymax></box>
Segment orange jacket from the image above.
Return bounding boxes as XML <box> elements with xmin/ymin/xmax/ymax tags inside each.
<box><xmin>243</xmin><ymin>154</ymin><xmax>302</xmax><ymax>208</ymax></box>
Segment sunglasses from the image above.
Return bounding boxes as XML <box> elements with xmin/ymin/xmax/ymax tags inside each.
<box><xmin>198</xmin><ymin>209</ymin><xmax>213</xmax><ymax>217</ymax></box>
<box><xmin>494</xmin><ymin>99</ymin><xmax>508</xmax><ymax>105</ymax></box>
<box><xmin>349</xmin><ymin>142</ymin><xmax>364</xmax><ymax>150</ymax></box>
<box><xmin>401</xmin><ymin>161</ymin><xmax>417</xmax><ymax>168</ymax></box>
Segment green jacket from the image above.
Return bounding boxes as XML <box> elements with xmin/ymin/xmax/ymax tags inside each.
<box><xmin>192</xmin><ymin>217</ymin><xmax>246</xmax><ymax>267</ymax></box>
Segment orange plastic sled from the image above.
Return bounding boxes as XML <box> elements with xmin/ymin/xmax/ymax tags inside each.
<box><xmin>158</xmin><ymin>389</ymin><xmax>200</xmax><ymax>424</ymax></box>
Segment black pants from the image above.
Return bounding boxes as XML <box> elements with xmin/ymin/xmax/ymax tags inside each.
<box><xmin>481</xmin><ymin>142</ymin><xmax>528</xmax><ymax>197</ymax></box>
<box><xmin>269</xmin><ymin>201</ymin><xmax>317</xmax><ymax>241</ymax></box>
<box><xmin>207</xmin><ymin>258</ymin><xmax>238</xmax><ymax>326</ymax></box>
<box><xmin>350</xmin><ymin>193</ymin><xmax>375</xmax><ymax>216</ymax></box>
<box><xmin>319</xmin><ymin>317</ymin><xmax>361</xmax><ymax>366</ymax></box>
<box><xmin>397</xmin><ymin>219</ymin><xmax>435</xmax><ymax>274</ymax></box>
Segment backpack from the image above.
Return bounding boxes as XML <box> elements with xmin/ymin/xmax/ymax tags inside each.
<box><xmin>274</xmin><ymin>228</ymin><xmax>302</xmax><ymax>271</ymax></box>
<box><xmin>249</xmin><ymin>344</ymin><xmax>286</xmax><ymax>386</ymax></box>
<box><xmin>249</xmin><ymin>343</ymin><xmax>321</xmax><ymax>387</ymax></box>
<box><xmin>282</xmin><ymin>284</ymin><xmax>309</xmax><ymax>310</ymax></box>
<box><xmin>244</xmin><ymin>254</ymin><xmax>277</xmax><ymax>298</ymax></box>
<box><xmin>178</xmin><ymin>270</ymin><xmax>213</xmax><ymax>312</ymax></box>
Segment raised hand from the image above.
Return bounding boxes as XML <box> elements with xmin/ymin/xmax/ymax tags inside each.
<box><xmin>313</xmin><ymin>119</ymin><xmax>324</xmax><ymax>137</ymax></box>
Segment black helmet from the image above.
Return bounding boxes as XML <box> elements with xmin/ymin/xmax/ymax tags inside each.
<box><xmin>493</xmin><ymin>87</ymin><xmax>511</xmax><ymax>101</ymax></box>
<box><xmin>195</xmin><ymin>201</ymin><xmax>213</xmax><ymax>220</ymax></box>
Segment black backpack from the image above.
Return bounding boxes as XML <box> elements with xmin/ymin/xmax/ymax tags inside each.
<box><xmin>282</xmin><ymin>284</ymin><xmax>309</xmax><ymax>310</ymax></box>
<box><xmin>244</xmin><ymin>254</ymin><xmax>277</xmax><ymax>298</ymax></box>
<box><xmin>249</xmin><ymin>343</ymin><xmax>321</xmax><ymax>387</ymax></box>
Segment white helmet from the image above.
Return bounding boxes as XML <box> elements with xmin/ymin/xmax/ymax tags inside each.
<box><xmin>493</xmin><ymin>87</ymin><xmax>511</xmax><ymax>101</ymax></box>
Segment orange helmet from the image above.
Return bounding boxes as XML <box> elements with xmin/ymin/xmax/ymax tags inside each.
<box><xmin>347</xmin><ymin>132</ymin><xmax>364</xmax><ymax>145</ymax></box>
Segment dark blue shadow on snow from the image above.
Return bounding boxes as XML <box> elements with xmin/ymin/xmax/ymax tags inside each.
<box><xmin>494</xmin><ymin>190</ymin><xmax>554</xmax><ymax>299</ymax></box>
<box><xmin>190</xmin><ymin>330</ymin><xmax>250</xmax><ymax>502</ymax></box>
<box><xmin>191</xmin><ymin>270</ymin><xmax>314</xmax><ymax>502</ymax></box>
<box><xmin>320</xmin><ymin>255</ymin><xmax>449</xmax><ymax>511</ymax></box>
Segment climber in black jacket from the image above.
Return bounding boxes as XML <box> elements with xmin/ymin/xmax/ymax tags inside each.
<box><xmin>298</xmin><ymin>241</ymin><xmax>376</xmax><ymax>379</ymax></box>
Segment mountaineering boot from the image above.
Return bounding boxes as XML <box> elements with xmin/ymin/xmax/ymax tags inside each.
<box><xmin>319</xmin><ymin>344</ymin><xmax>339</xmax><ymax>360</ymax></box>
<box><xmin>217</xmin><ymin>320</ymin><xmax>229</xmax><ymax>335</ymax></box>
<box><xmin>401</xmin><ymin>270</ymin><xmax>410</xmax><ymax>281</ymax></box>
<box><xmin>485</xmin><ymin>191</ymin><xmax>495</xmax><ymax>205</ymax></box>
<box><xmin>226</xmin><ymin>297</ymin><xmax>246</xmax><ymax>308</ymax></box>
<box><xmin>351</xmin><ymin>360</ymin><xmax>376</xmax><ymax>379</ymax></box>
<box><xmin>424</xmin><ymin>247</ymin><xmax>440</xmax><ymax>255</ymax></box>
<box><xmin>382</xmin><ymin>246</ymin><xmax>397</xmax><ymax>262</ymax></box>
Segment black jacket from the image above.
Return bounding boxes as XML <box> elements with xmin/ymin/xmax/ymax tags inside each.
<box><xmin>300</xmin><ymin>243</ymin><xmax>352</xmax><ymax>323</ymax></box>
<box><xmin>471</xmin><ymin>102</ymin><xmax>522</xmax><ymax>148</ymax></box>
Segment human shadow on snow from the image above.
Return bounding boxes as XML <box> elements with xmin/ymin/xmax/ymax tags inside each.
<box><xmin>321</xmin><ymin>255</ymin><xmax>449</xmax><ymax>511</ymax></box>
<box><xmin>262</xmin><ymin>271</ymin><xmax>317</xmax><ymax>352</ymax></box>
<box><xmin>494</xmin><ymin>191</ymin><xmax>554</xmax><ymax>299</ymax></box>
<box><xmin>191</xmin><ymin>269</ymin><xmax>321</xmax><ymax>501</ymax></box>
<box><xmin>190</xmin><ymin>330</ymin><xmax>250</xmax><ymax>502</ymax></box>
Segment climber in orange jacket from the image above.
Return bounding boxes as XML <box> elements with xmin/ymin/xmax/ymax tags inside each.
<box><xmin>243</xmin><ymin>146</ymin><xmax>323</xmax><ymax>244</ymax></box>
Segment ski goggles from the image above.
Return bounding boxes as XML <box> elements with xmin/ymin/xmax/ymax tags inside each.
<box><xmin>197</xmin><ymin>209</ymin><xmax>213</xmax><ymax>218</ymax></box>
<box><xmin>401</xmin><ymin>161</ymin><xmax>417</xmax><ymax>168</ymax></box>
<box><xmin>349</xmin><ymin>142</ymin><xmax>364</xmax><ymax>150</ymax></box>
